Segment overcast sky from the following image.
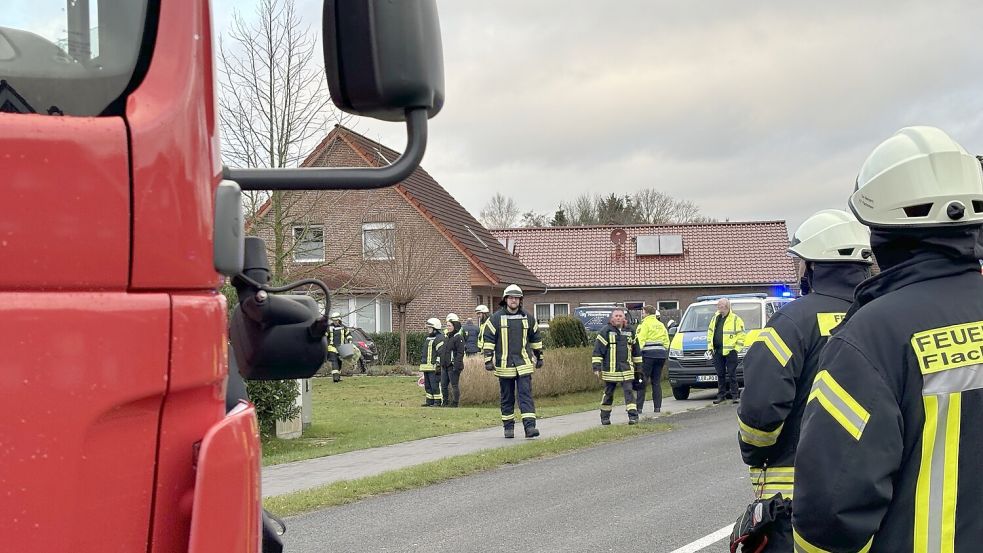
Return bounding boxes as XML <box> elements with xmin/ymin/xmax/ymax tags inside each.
<box><xmin>219</xmin><ymin>1</ymin><xmax>983</xmax><ymax>233</ymax></box>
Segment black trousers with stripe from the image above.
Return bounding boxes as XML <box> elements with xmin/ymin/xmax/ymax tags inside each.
<box><xmin>499</xmin><ymin>375</ymin><xmax>535</xmax><ymax>426</ymax></box>
<box><xmin>600</xmin><ymin>380</ymin><xmax>635</xmax><ymax>417</ymax></box>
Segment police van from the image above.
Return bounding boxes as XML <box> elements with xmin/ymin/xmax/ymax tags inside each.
<box><xmin>667</xmin><ymin>293</ymin><xmax>793</xmax><ymax>400</ymax></box>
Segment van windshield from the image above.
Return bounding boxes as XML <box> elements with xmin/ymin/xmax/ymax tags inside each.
<box><xmin>1</xmin><ymin>0</ymin><xmax>150</xmax><ymax>116</ymax></box>
<box><xmin>679</xmin><ymin>303</ymin><xmax>762</xmax><ymax>332</ymax></box>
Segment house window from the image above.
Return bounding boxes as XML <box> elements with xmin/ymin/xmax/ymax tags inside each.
<box><xmin>534</xmin><ymin>303</ymin><xmax>569</xmax><ymax>323</ymax></box>
<box><xmin>362</xmin><ymin>222</ymin><xmax>395</xmax><ymax>260</ymax></box>
<box><xmin>657</xmin><ymin>300</ymin><xmax>679</xmax><ymax>312</ymax></box>
<box><xmin>331</xmin><ymin>296</ymin><xmax>393</xmax><ymax>333</ymax></box>
<box><xmin>293</xmin><ymin>225</ymin><xmax>324</xmax><ymax>262</ymax></box>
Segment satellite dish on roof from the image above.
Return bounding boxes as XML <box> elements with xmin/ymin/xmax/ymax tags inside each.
<box><xmin>610</xmin><ymin>229</ymin><xmax>627</xmax><ymax>245</ymax></box>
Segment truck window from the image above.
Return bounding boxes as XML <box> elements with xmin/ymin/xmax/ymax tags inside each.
<box><xmin>1</xmin><ymin>0</ymin><xmax>151</xmax><ymax>116</ymax></box>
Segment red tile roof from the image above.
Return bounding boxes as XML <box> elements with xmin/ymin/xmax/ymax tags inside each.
<box><xmin>490</xmin><ymin>222</ymin><xmax>797</xmax><ymax>288</ymax></box>
<box><xmin>301</xmin><ymin>126</ymin><xmax>545</xmax><ymax>290</ymax></box>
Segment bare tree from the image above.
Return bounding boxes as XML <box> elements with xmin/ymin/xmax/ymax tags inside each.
<box><xmin>520</xmin><ymin>210</ymin><xmax>549</xmax><ymax>227</ymax></box>
<box><xmin>559</xmin><ymin>189</ymin><xmax>713</xmax><ymax>226</ymax></box>
<box><xmin>368</xmin><ymin>223</ymin><xmax>446</xmax><ymax>365</ymax></box>
<box><xmin>218</xmin><ymin>0</ymin><xmax>354</xmax><ymax>281</ymax></box>
<box><xmin>480</xmin><ymin>193</ymin><xmax>519</xmax><ymax>228</ymax></box>
<box><xmin>632</xmin><ymin>189</ymin><xmax>713</xmax><ymax>224</ymax></box>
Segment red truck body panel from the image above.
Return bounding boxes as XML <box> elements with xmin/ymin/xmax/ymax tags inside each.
<box><xmin>1</xmin><ymin>1</ymin><xmax>261</xmax><ymax>551</ymax></box>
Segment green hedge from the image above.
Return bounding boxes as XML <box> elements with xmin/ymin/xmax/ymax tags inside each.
<box><xmin>368</xmin><ymin>331</ymin><xmax>428</xmax><ymax>365</ymax></box>
<box><xmin>547</xmin><ymin>315</ymin><xmax>590</xmax><ymax>347</ymax></box>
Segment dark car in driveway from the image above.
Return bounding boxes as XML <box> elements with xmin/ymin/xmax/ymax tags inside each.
<box><xmin>349</xmin><ymin>327</ymin><xmax>378</xmax><ymax>372</ymax></box>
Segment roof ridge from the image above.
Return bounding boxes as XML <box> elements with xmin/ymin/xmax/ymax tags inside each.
<box><xmin>490</xmin><ymin>220</ymin><xmax>789</xmax><ymax>231</ymax></box>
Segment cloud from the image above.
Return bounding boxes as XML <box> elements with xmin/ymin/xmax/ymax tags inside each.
<box><xmin>215</xmin><ymin>0</ymin><xmax>983</xmax><ymax>234</ymax></box>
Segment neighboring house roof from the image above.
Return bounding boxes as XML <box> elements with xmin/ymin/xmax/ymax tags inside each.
<box><xmin>299</xmin><ymin>125</ymin><xmax>545</xmax><ymax>291</ymax></box>
<box><xmin>491</xmin><ymin>222</ymin><xmax>797</xmax><ymax>289</ymax></box>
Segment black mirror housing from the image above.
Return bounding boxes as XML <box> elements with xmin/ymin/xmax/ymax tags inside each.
<box><xmin>230</xmin><ymin>294</ymin><xmax>327</xmax><ymax>381</ymax></box>
<box><xmin>323</xmin><ymin>0</ymin><xmax>444</xmax><ymax>122</ymax></box>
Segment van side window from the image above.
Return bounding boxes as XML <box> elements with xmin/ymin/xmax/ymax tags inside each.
<box><xmin>765</xmin><ymin>302</ymin><xmax>778</xmax><ymax>321</ymax></box>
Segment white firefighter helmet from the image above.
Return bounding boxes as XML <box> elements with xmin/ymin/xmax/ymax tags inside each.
<box><xmin>503</xmin><ymin>284</ymin><xmax>523</xmax><ymax>298</ymax></box>
<box><xmin>446</xmin><ymin>313</ymin><xmax>460</xmax><ymax>323</ymax></box>
<box><xmin>330</xmin><ymin>312</ymin><xmax>342</xmax><ymax>320</ymax></box>
<box><xmin>426</xmin><ymin>317</ymin><xmax>442</xmax><ymax>329</ymax></box>
<box><xmin>850</xmin><ymin>126</ymin><xmax>983</xmax><ymax>228</ymax></box>
<box><xmin>474</xmin><ymin>304</ymin><xmax>490</xmax><ymax>314</ymax></box>
<box><xmin>789</xmin><ymin>209</ymin><xmax>872</xmax><ymax>263</ymax></box>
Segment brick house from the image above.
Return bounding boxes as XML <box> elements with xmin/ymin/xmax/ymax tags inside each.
<box><xmin>490</xmin><ymin>222</ymin><xmax>797</xmax><ymax>324</ymax></box>
<box><xmin>250</xmin><ymin>126</ymin><xmax>544</xmax><ymax>334</ymax></box>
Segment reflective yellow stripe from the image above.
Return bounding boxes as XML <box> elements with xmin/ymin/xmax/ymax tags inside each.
<box><xmin>529</xmin><ymin>342</ymin><xmax>543</xmax><ymax>350</ymax></box>
<box><xmin>808</xmin><ymin>370</ymin><xmax>870</xmax><ymax>440</ymax></box>
<box><xmin>738</xmin><ymin>418</ymin><xmax>784</xmax><ymax>447</ymax></box>
<box><xmin>500</xmin><ymin>315</ymin><xmax>509</xmax><ymax>371</ymax></box>
<box><xmin>792</xmin><ymin>531</ymin><xmax>872</xmax><ymax>553</ymax></box>
<box><xmin>916</xmin><ymin>392</ymin><xmax>961</xmax><ymax>553</ymax></box>
<box><xmin>501</xmin><ymin>413</ymin><xmax>515</xmax><ymax>421</ymax></box>
<box><xmin>591</xmin><ymin>357</ymin><xmax>603</xmax><ymax>364</ymax></box>
<box><xmin>520</xmin><ymin>412</ymin><xmax>536</xmax><ymax>420</ymax></box>
<box><xmin>816</xmin><ymin>312</ymin><xmax>846</xmax><ymax>336</ymax></box>
<box><xmin>625</xmin><ymin>403</ymin><xmax>636</xmax><ymax>411</ymax></box>
<box><xmin>596</xmin><ymin>335</ymin><xmax>608</xmax><ymax>346</ymax></box>
<box><xmin>748</xmin><ymin>327</ymin><xmax>793</xmax><ymax>367</ymax></box>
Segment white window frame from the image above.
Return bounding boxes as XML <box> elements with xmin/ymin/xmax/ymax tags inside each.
<box><xmin>362</xmin><ymin>222</ymin><xmax>395</xmax><ymax>261</ymax></box>
<box><xmin>534</xmin><ymin>303</ymin><xmax>570</xmax><ymax>323</ymax></box>
<box><xmin>292</xmin><ymin>225</ymin><xmax>324</xmax><ymax>263</ymax></box>
<box><xmin>657</xmin><ymin>300</ymin><xmax>679</xmax><ymax>311</ymax></box>
<box><xmin>331</xmin><ymin>296</ymin><xmax>393</xmax><ymax>333</ymax></box>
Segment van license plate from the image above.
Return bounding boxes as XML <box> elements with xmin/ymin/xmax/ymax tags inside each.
<box><xmin>697</xmin><ymin>375</ymin><xmax>718</xmax><ymax>382</ymax></box>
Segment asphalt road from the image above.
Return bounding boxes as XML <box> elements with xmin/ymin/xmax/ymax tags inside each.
<box><xmin>283</xmin><ymin>403</ymin><xmax>751</xmax><ymax>553</ymax></box>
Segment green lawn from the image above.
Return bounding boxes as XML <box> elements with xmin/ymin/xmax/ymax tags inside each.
<box><xmin>261</xmin><ymin>376</ymin><xmax>672</xmax><ymax>466</ymax></box>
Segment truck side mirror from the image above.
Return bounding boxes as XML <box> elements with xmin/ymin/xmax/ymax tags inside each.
<box><xmin>323</xmin><ymin>0</ymin><xmax>444</xmax><ymax>122</ymax></box>
<box><xmin>223</xmin><ymin>0</ymin><xmax>444</xmax><ymax>191</ymax></box>
<box><xmin>228</xmin><ymin>238</ymin><xmax>329</xmax><ymax>380</ymax></box>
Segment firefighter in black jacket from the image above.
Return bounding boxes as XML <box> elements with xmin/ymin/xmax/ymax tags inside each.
<box><xmin>792</xmin><ymin>127</ymin><xmax>983</xmax><ymax>552</ymax></box>
<box><xmin>326</xmin><ymin>312</ymin><xmax>351</xmax><ymax>383</ymax></box>
<box><xmin>482</xmin><ymin>285</ymin><xmax>543</xmax><ymax>438</ymax></box>
<box><xmin>440</xmin><ymin>313</ymin><xmax>466</xmax><ymax>407</ymax></box>
<box><xmin>419</xmin><ymin>318</ymin><xmax>444</xmax><ymax>407</ymax></box>
<box><xmin>592</xmin><ymin>308</ymin><xmax>643</xmax><ymax>425</ymax></box>
<box><xmin>736</xmin><ymin>209</ymin><xmax>871</xmax><ymax>552</ymax></box>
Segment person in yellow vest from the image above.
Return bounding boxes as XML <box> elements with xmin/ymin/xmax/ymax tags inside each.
<box><xmin>474</xmin><ymin>304</ymin><xmax>490</xmax><ymax>353</ymax></box>
<box><xmin>635</xmin><ymin>305</ymin><xmax>670</xmax><ymax>413</ymax></box>
<box><xmin>707</xmin><ymin>298</ymin><xmax>746</xmax><ymax>404</ymax></box>
<box><xmin>326</xmin><ymin>312</ymin><xmax>352</xmax><ymax>383</ymax></box>
<box><xmin>592</xmin><ymin>308</ymin><xmax>644</xmax><ymax>425</ymax></box>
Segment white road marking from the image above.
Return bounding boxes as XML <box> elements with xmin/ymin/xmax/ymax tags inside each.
<box><xmin>667</xmin><ymin>524</ymin><xmax>735</xmax><ymax>553</ymax></box>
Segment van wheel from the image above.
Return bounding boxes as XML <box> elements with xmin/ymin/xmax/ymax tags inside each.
<box><xmin>672</xmin><ymin>385</ymin><xmax>690</xmax><ymax>400</ymax></box>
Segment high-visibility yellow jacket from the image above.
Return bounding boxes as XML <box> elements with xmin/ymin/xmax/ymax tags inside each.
<box><xmin>706</xmin><ymin>311</ymin><xmax>746</xmax><ymax>355</ymax></box>
<box><xmin>792</xmin><ymin>253</ymin><xmax>983</xmax><ymax>553</ymax></box>
<box><xmin>326</xmin><ymin>324</ymin><xmax>351</xmax><ymax>354</ymax></box>
<box><xmin>636</xmin><ymin>314</ymin><xmax>669</xmax><ymax>358</ymax></box>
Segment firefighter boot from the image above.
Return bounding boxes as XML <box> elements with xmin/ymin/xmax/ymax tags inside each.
<box><xmin>600</xmin><ymin>411</ymin><xmax>611</xmax><ymax>426</ymax></box>
<box><xmin>503</xmin><ymin>422</ymin><xmax>515</xmax><ymax>439</ymax></box>
<box><xmin>332</xmin><ymin>372</ymin><xmax>341</xmax><ymax>383</ymax></box>
<box><xmin>523</xmin><ymin>419</ymin><xmax>540</xmax><ymax>439</ymax></box>
<box><xmin>628</xmin><ymin>409</ymin><xmax>639</xmax><ymax>425</ymax></box>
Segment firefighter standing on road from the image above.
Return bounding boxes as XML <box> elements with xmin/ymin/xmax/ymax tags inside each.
<box><xmin>326</xmin><ymin>312</ymin><xmax>352</xmax><ymax>383</ymax></box>
<box><xmin>792</xmin><ymin>127</ymin><xmax>983</xmax><ymax>552</ymax></box>
<box><xmin>635</xmin><ymin>305</ymin><xmax>669</xmax><ymax>414</ymax></box>
<box><xmin>419</xmin><ymin>318</ymin><xmax>445</xmax><ymax>407</ymax></box>
<box><xmin>483</xmin><ymin>285</ymin><xmax>543</xmax><ymax>439</ymax></box>
<box><xmin>707</xmin><ymin>298</ymin><xmax>746</xmax><ymax>404</ymax></box>
<box><xmin>440</xmin><ymin>313</ymin><xmax>466</xmax><ymax>407</ymax></box>
<box><xmin>593</xmin><ymin>308</ymin><xmax>644</xmax><ymax>425</ymax></box>
<box><xmin>736</xmin><ymin>209</ymin><xmax>871</xmax><ymax>552</ymax></box>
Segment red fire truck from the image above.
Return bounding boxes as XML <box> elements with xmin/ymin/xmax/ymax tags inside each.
<box><xmin>0</xmin><ymin>1</ymin><xmax>443</xmax><ymax>551</ymax></box>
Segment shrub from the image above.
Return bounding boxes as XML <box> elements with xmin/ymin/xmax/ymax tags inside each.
<box><xmin>246</xmin><ymin>380</ymin><xmax>301</xmax><ymax>437</ymax></box>
<box><xmin>458</xmin><ymin>347</ymin><xmax>600</xmax><ymax>405</ymax></box>
<box><xmin>368</xmin><ymin>331</ymin><xmax>428</xmax><ymax>365</ymax></box>
<box><xmin>547</xmin><ymin>315</ymin><xmax>590</xmax><ymax>348</ymax></box>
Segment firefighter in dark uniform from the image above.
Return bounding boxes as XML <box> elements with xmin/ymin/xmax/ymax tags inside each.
<box><xmin>419</xmin><ymin>318</ymin><xmax>444</xmax><ymax>407</ymax></box>
<box><xmin>736</xmin><ymin>209</ymin><xmax>872</xmax><ymax>552</ymax></box>
<box><xmin>792</xmin><ymin>127</ymin><xmax>983</xmax><ymax>552</ymax></box>
<box><xmin>483</xmin><ymin>285</ymin><xmax>543</xmax><ymax>439</ymax></box>
<box><xmin>474</xmin><ymin>304</ymin><xmax>490</xmax><ymax>353</ymax></box>
<box><xmin>592</xmin><ymin>308</ymin><xmax>644</xmax><ymax>425</ymax></box>
<box><xmin>326</xmin><ymin>312</ymin><xmax>351</xmax><ymax>383</ymax></box>
<box><xmin>440</xmin><ymin>313</ymin><xmax>465</xmax><ymax>407</ymax></box>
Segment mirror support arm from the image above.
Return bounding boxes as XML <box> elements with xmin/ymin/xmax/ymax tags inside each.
<box><xmin>224</xmin><ymin>108</ymin><xmax>427</xmax><ymax>191</ymax></box>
